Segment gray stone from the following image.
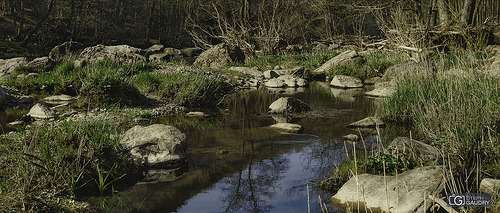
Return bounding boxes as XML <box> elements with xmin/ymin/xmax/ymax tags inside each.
<box><xmin>312</xmin><ymin>50</ymin><xmax>364</xmax><ymax>77</ymax></box>
<box><xmin>480</xmin><ymin>178</ymin><xmax>500</xmax><ymax>194</ymax></box>
<box><xmin>265</xmin><ymin>78</ymin><xmax>285</xmax><ymax>88</ymax></box>
<box><xmin>274</xmin><ymin>65</ymin><xmax>283</xmax><ymax>70</ymax></box>
<box><xmin>164</xmin><ymin>47</ymin><xmax>182</xmax><ymax>56</ymax></box>
<box><xmin>269</xmin><ymin>123</ymin><xmax>304</xmax><ymax>133</ymax></box>
<box><xmin>149</xmin><ymin>53</ymin><xmax>172</xmax><ymax>62</ymax></box>
<box><xmin>275</xmin><ymin>67</ymin><xmax>310</xmax><ymax>79</ymax></box>
<box><xmin>229</xmin><ymin>67</ymin><xmax>263</xmax><ymax>78</ymax></box>
<box><xmin>194</xmin><ymin>43</ymin><xmax>245</xmax><ymax>68</ymax></box>
<box><xmin>347</xmin><ymin>116</ymin><xmax>385</xmax><ymax>128</ymax></box>
<box><xmin>331</xmin><ymin>166</ymin><xmax>445</xmax><ymax>213</ymax></box>
<box><xmin>78</xmin><ymin>44</ymin><xmax>147</xmax><ymax>65</ymax></box>
<box><xmin>120</xmin><ymin>124</ymin><xmax>187</xmax><ymax>167</ymax></box>
<box><xmin>278</xmin><ymin>75</ymin><xmax>297</xmax><ymax>87</ymax></box>
<box><xmin>26</xmin><ymin>57</ymin><xmax>51</xmax><ymax>68</ymax></box>
<box><xmin>49</xmin><ymin>41</ymin><xmax>85</xmax><ymax>62</ymax></box>
<box><xmin>364</xmin><ymin>76</ymin><xmax>381</xmax><ymax>85</ymax></box>
<box><xmin>296</xmin><ymin>78</ymin><xmax>307</xmax><ymax>87</ymax></box>
<box><xmin>27</xmin><ymin>103</ymin><xmax>56</xmax><ymax>120</ymax></box>
<box><xmin>269</xmin><ymin>97</ymin><xmax>310</xmax><ymax>114</ymax></box>
<box><xmin>145</xmin><ymin>44</ymin><xmax>165</xmax><ymax>53</ymax></box>
<box><xmin>330</xmin><ymin>75</ymin><xmax>363</xmax><ymax>88</ymax></box>
<box><xmin>0</xmin><ymin>57</ymin><xmax>29</xmax><ymax>77</ymax></box>
<box><xmin>386</xmin><ymin>137</ymin><xmax>441</xmax><ymax>165</ymax></box>
<box><xmin>264</xmin><ymin>70</ymin><xmax>279</xmax><ymax>79</ymax></box>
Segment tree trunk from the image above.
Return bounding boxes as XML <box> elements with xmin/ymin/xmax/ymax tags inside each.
<box><xmin>437</xmin><ymin>0</ymin><xmax>448</xmax><ymax>25</ymax></box>
<box><xmin>461</xmin><ymin>0</ymin><xmax>474</xmax><ymax>26</ymax></box>
<box><xmin>146</xmin><ymin>0</ymin><xmax>157</xmax><ymax>41</ymax></box>
<box><xmin>21</xmin><ymin>0</ymin><xmax>55</xmax><ymax>46</ymax></box>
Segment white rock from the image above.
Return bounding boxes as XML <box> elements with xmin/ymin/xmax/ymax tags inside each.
<box><xmin>330</xmin><ymin>75</ymin><xmax>363</xmax><ymax>88</ymax></box>
<box><xmin>27</xmin><ymin>103</ymin><xmax>56</xmax><ymax>119</ymax></box>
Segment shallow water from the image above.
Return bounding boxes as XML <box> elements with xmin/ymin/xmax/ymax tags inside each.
<box><xmin>113</xmin><ymin>82</ymin><xmax>384</xmax><ymax>212</ymax></box>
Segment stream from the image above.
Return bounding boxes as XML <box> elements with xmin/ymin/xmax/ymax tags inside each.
<box><xmin>111</xmin><ymin>81</ymin><xmax>394</xmax><ymax>212</ymax></box>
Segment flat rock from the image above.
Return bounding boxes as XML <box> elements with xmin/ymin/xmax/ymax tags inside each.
<box><xmin>265</xmin><ymin>78</ymin><xmax>285</xmax><ymax>88</ymax></box>
<box><xmin>269</xmin><ymin>123</ymin><xmax>304</xmax><ymax>133</ymax></box>
<box><xmin>330</xmin><ymin>75</ymin><xmax>363</xmax><ymax>88</ymax></box>
<box><xmin>27</xmin><ymin>103</ymin><xmax>56</xmax><ymax>119</ymax></box>
<box><xmin>186</xmin><ymin>111</ymin><xmax>209</xmax><ymax>117</ymax></box>
<box><xmin>347</xmin><ymin>116</ymin><xmax>385</xmax><ymax>128</ymax></box>
<box><xmin>331</xmin><ymin>166</ymin><xmax>445</xmax><ymax>213</ymax></box>
<box><xmin>41</xmin><ymin>94</ymin><xmax>77</xmax><ymax>105</ymax></box>
<box><xmin>365</xmin><ymin>88</ymin><xmax>396</xmax><ymax>97</ymax></box>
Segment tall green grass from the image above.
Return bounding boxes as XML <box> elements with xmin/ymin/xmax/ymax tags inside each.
<box><xmin>378</xmin><ymin>51</ymin><xmax>500</xmax><ymax>194</ymax></box>
<box><xmin>3</xmin><ymin>60</ymin><xmax>234</xmax><ymax>108</ymax></box>
<box><xmin>0</xmin><ymin>120</ymin><xmax>136</xmax><ymax>211</ymax></box>
<box><xmin>239</xmin><ymin>51</ymin><xmax>341</xmax><ymax>71</ymax></box>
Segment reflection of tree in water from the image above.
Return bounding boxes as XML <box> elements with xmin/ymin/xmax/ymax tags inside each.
<box><xmin>219</xmin><ymin>141</ymin><xmax>290</xmax><ymax>213</ymax></box>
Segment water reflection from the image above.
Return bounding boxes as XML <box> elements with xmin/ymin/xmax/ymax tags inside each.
<box><xmin>113</xmin><ymin>82</ymin><xmax>379</xmax><ymax>212</ymax></box>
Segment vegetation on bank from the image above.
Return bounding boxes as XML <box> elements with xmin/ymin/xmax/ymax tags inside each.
<box><xmin>4</xmin><ymin>60</ymin><xmax>234</xmax><ymax>108</ymax></box>
<box><xmin>320</xmin><ymin>49</ymin><xmax>500</xmax><ymax>212</ymax></box>
<box><xmin>0</xmin><ymin>120</ymin><xmax>137</xmax><ymax>212</ymax></box>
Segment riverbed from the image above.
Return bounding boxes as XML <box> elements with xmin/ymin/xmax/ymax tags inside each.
<box><xmin>112</xmin><ymin>82</ymin><xmax>392</xmax><ymax>212</ymax></box>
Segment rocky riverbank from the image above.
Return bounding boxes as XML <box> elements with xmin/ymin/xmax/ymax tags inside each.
<box><xmin>1</xmin><ymin>41</ymin><xmax>500</xmax><ymax>212</ymax></box>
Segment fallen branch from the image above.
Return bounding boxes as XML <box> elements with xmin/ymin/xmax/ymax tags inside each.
<box><xmin>398</xmin><ymin>45</ymin><xmax>422</xmax><ymax>52</ymax></box>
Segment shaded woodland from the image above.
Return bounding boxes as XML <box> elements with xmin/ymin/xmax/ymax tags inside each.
<box><xmin>0</xmin><ymin>0</ymin><xmax>498</xmax><ymax>52</ymax></box>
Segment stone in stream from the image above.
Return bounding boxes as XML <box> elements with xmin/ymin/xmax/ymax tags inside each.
<box><xmin>268</xmin><ymin>97</ymin><xmax>310</xmax><ymax>114</ymax></box>
<box><xmin>330</xmin><ymin>75</ymin><xmax>363</xmax><ymax>88</ymax></box>
<box><xmin>347</xmin><ymin>116</ymin><xmax>385</xmax><ymax>128</ymax></box>
<box><xmin>120</xmin><ymin>124</ymin><xmax>187</xmax><ymax>167</ymax></box>
<box><xmin>269</xmin><ymin>123</ymin><xmax>304</xmax><ymax>133</ymax></box>
<box><xmin>331</xmin><ymin>166</ymin><xmax>445</xmax><ymax>213</ymax></box>
<box><xmin>194</xmin><ymin>43</ymin><xmax>245</xmax><ymax>68</ymax></box>
<box><xmin>312</xmin><ymin>50</ymin><xmax>364</xmax><ymax>77</ymax></box>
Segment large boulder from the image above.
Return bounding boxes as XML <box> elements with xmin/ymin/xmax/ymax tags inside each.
<box><xmin>194</xmin><ymin>43</ymin><xmax>245</xmax><ymax>68</ymax></box>
<box><xmin>312</xmin><ymin>50</ymin><xmax>364</xmax><ymax>77</ymax></box>
<box><xmin>120</xmin><ymin>124</ymin><xmax>187</xmax><ymax>167</ymax></box>
<box><xmin>330</xmin><ymin>75</ymin><xmax>363</xmax><ymax>88</ymax></box>
<box><xmin>268</xmin><ymin>97</ymin><xmax>310</xmax><ymax>114</ymax></box>
<box><xmin>0</xmin><ymin>57</ymin><xmax>28</xmax><ymax>77</ymax></box>
<box><xmin>49</xmin><ymin>41</ymin><xmax>85</xmax><ymax>62</ymax></box>
<box><xmin>77</xmin><ymin>44</ymin><xmax>147</xmax><ymax>65</ymax></box>
<box><xmin>365</xmin><ymin>63</ymin><xmax>432</xmax><ymax>97</ymax></box>
<box><xmin>331</xmin><ymin>166</ymin><xmax>445</xmax><ymax>213</ymax></box>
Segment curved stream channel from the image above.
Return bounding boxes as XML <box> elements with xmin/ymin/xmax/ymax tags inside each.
<box><xmin>112</xmin><ymin>82</ymin><xmax>394</xmax><ymax>212</ymax></box>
